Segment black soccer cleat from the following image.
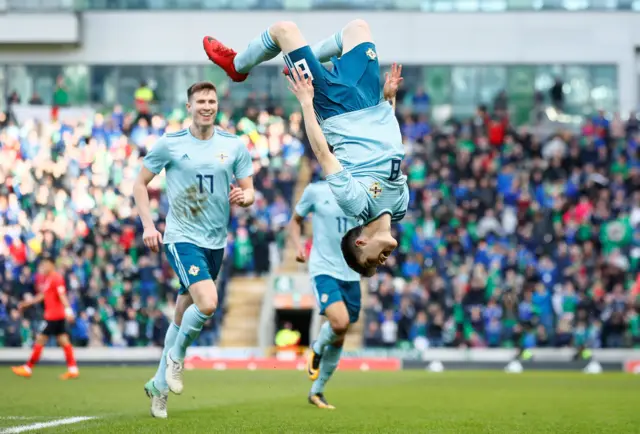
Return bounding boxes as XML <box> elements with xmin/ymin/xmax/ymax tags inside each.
<box><xmin>306</xmin><ymin>346</ymin><xmax>322</xmax><ymax>381</ymax></box>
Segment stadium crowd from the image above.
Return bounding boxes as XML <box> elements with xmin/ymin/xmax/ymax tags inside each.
<box><xmin>0</xmin><ymin>98</ymin><xmax>301</xmax><ymax>348</ymax></box>
<box><xmin>1</xmin><ymin>84</ymin><xmax>640</xmax><ymax>352</ymax></box>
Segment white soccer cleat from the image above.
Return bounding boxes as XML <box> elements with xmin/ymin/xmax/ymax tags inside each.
<box><xmin>165</xmin><ymin>352</ymin><xmax>184</xmax><ymax>395</ymax></box>
<box><xmin>150</xmin><ymin>393</ymin><xmax>168</xmax><ymax>419</ymax></box>
<box><xmin>144</xmin><ymin>379</ymin><xmax>168</xmax><ymax>419</ymax></box>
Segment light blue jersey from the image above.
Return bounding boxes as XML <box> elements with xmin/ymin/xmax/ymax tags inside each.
<box><xmin>143</xmin><ymin>128</ymin><xmax>253</xmax><ymax>250</ymax></box>
<box><xmin>295</xmin><ymin>182</ymin><xmax>360</xmax><ymax>282</ymax></box>
<box><xmin>322</xmin><ymin>102</ymin><xmax>409</xmax><ymax>224</ymax></box>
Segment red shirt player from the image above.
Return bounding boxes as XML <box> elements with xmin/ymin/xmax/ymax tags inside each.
<box><xmin>11</xmin><ymin>254</ymin><xmax>79</xmax><ymax>380</ymax></box>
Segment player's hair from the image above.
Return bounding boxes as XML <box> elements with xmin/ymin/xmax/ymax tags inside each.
<box><xmin>187</xmin><ymin>81</ymin><xmax>217</xmax><ymax>100</ymax></box>
<box><xmin>341</xmin><ymin>226</ymin><xmax>376</xmax><ymax>277</ymax></box>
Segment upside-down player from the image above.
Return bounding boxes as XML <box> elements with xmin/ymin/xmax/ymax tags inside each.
<box><xmin>204</xmin><ymin>19</ymin><xmax>408</xmax><ymax>277</ymax></box>
<box><xmin>11</xmin><ymin>254</ymin><xmax>79</xmax><ymax>380</ymax></box>
<box><xmin>289</xmin><ymin>181</ymin><xmax>360</xmax><ymax>409</ymax></box>
<box><xmin>133</xmin><ymin>81</ymin><xmax>254</xmax><ymax>419</ymax></box>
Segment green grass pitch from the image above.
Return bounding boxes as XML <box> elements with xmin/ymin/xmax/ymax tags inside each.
<box><xmin>0</xmin><ymin>367</ymin><xmax>639</xmax><ymax>433</ymax></box>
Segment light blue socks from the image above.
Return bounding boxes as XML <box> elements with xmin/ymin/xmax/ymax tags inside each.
<box><xmin>313</xmin><ymin>322</ymin><xmax>338</xmax><ymax>355</ymax></box>
<box><xmin>153</xmin><ymin>322</ymin><xmax>179</xmax><ymax>391</ymax></box>
<box><xmin>233</xmin><ymin>29</ymin><xmax>281</xmax><ymax>74</ymax></box>
<box><xmin>234</xmin><ymin>28</ymin><xmax>344</xmax><ymax>74</ymax></box>
<box><xmin>311</xmin><ymin>344</ymin><xmax>343</xmax><ymax>395</ymax></box>
<box><xmin>311</xmin><ymin>31</ymin><xmax>343</xmax><ymax>63</ymax></box>
<box><xmin>170</xmin><ymin>305</ymin><xmax>212</xmax><ymax>361</ymax></box>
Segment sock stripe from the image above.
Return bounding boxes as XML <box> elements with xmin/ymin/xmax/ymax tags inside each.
<box><xmin>261</xmin><ymin>31</ymin><xmax>278</xmax><ymax>52</ymax></box>
<box><xmin>194</xmin><ymin>305</ymin><xmax>212</xmax><ymax>321</ymax></box>
<box><xmin>171</xmin><ymin>322</ymin><xmax>180</xmax><ymax>331</ymax></box>
<box><xmin>335</xmin><ymin>31</ymin><xmax>343</xmax><ymax>51</ymax></box>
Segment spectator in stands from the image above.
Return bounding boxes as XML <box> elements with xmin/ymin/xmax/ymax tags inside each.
<box><xmin>550</xmin><ymin>77</ymin><xmax>564</xmax><ymax>110</ymax></box>
<box><xmin>134</xmin><ymin>80</ymin><xmax>154</xmax><ymax>124</ymax></box>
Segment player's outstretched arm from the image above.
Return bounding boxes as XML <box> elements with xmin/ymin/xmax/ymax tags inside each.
<box><xmin>287</xmin><ymin>69</ymin><xmax>343</xmax><ymax>177</ymax></box>
<box><xmin>133</xmin><ymin>167</ymin><xmax>163</xmax><ymax>252</ymax></box>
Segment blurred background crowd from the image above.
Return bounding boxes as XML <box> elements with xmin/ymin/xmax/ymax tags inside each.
<box><xmin>1</xmin><ymin>60</ymin><xmax>639</xmax><ymax>353</ymax></box>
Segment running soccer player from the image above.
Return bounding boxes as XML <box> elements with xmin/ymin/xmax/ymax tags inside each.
<box><xmin>133</xmin><ymin>81</ymin><xmax>254</xmax><ymax>419</ymax></box>
<box><xmin>203</xmin><ymin>19</ymin><xmax>407</xmax><ymax>277</ymax></box>
<box><xmin>289</xmin><ymin>181</ymin><xmax>360</xmax><ymax>409</ymax></box>
<box><xmin>11</xmin><ymin>254</ymin><xmax>78</xmax><ymax>380</ymax></box>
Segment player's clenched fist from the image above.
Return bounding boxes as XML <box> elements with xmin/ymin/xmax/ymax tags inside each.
<box><xmin>295</xmin><ymin>245</ymin><xmax>307</xmax><ymax>263</ymax></box>
<box><xmin>229</xmin><ymin>184</ymin><xmax>246</xmax><ymax>206</ymax></box>
<box><xmin>286</xmin><ymin>67</ymin><xmax>314</xmax><ymax>106</ymax></box>
<box><xmin>143</xmin><ymin>226</ymin><xmax>163</xmax><ymax>253</ymax></box>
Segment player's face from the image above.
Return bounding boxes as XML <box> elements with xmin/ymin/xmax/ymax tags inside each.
<box><xmin>357</xmin><ymin>235</ymin><xmax>398</xmax><ymax>275</ymax></box>
<box><xmin>187</xmin><ymin>89</ymin><xmax>218</xmax><ymax>128</ymax></box>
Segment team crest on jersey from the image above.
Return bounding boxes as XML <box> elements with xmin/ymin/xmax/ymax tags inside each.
<box><xmin>366</xmin><ymin>48</ymin><xmax>377</xmax><ymax>60</ymax></box>
<box><xmin>321</xmin><ymin>294</ymin><xmax>329</xmax><ymax>303</ymax></box>
<box><xmin>218</xmin><ymin>153</ymin><xmax>228</xmax><ymax>162</ymax></box>
<box><xmin>189</xmin><ymin>265</ymin><xmax>200</xmax><ymax>276</ymax></box>
<box><xmin>369</xmin><ymin>182</ymin><xmax>383</xmax><ymax>198</ymax></box>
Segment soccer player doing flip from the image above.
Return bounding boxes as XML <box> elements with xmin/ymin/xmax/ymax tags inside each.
<box><xmin>204</xmin><ymin>19</ymin><xmax>408</xmax><ymax>277</ymax></box>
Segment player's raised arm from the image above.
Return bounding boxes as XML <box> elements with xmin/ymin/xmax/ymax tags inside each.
<box><xmin>383</xmin><ymin>63</ymin><xmax>403</xmax><ymax>113</ymax></box>
<box><xmin>287</xmin><ymin>69</ymin><xmax>343</xmax><ymax>177</ymax></box>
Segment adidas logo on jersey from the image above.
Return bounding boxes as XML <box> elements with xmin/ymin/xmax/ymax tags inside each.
<box><xmin>181</xmin><ymin>154</ymin><xmax>190</xmax><ymax>160</ymax></box>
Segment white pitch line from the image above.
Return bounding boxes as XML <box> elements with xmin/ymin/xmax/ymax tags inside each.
<box><xmin>0</xmin><ymin>417</ymin><xmax>97</xmax><ymax>433</ymax></box>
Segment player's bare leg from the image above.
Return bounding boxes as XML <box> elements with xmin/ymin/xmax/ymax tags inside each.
<box><xmin>204</xmin><ymin>21</ymin><xmax>308</xmax><ymax>81</ymax></box>
<box><xmin>308</xmin><ymin>302</ymin><xmax>349</xmax><ymax>410</ymax></box>
<box><xmin>166</xmin><ymin>280</ymin><xmax>216</xmax><ymax>395</ymax></box>
<box><xmin>11</xmin><ymin>333</ymin><xmax>48</xmax><ymax>378</ymax></box>
<box><xmin>57</xmin><ymin>333</ymin><xmax>79</xmax><ymax>380</ymax></box>
<box><xmin>340</xmin><ymin>19</ymin><xmax>374</xmax><ymax>55</ymax></box>
<box><xmin>145</xmin><ymin>293</ymin><xmax>192</xmax><ymax>418</ymax></box>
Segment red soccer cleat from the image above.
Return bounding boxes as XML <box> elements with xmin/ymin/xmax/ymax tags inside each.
<box><xmin>202</xmin><ymin>36</ymin><xmax>249</xmax><ymax>83</ymax></box>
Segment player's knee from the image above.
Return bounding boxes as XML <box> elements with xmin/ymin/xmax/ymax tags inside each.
<box><xmin>346</xmin><ymin>19</ymin><xmax>371</xmax><ymax>34</ymax></box>
<box><xmin>330</xmin><ymin>318</ymin><xmax>349</xmax><ymax>336</ymax></box>
<box><xmin>197</xmin><ymin>299</ymin><xmax>217</xmax><ymax>317</ymax></box>
<box><xmin>270</xmin><ymin>21</ymin><xmax>300</xmax><ymax>41</ymax></box>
